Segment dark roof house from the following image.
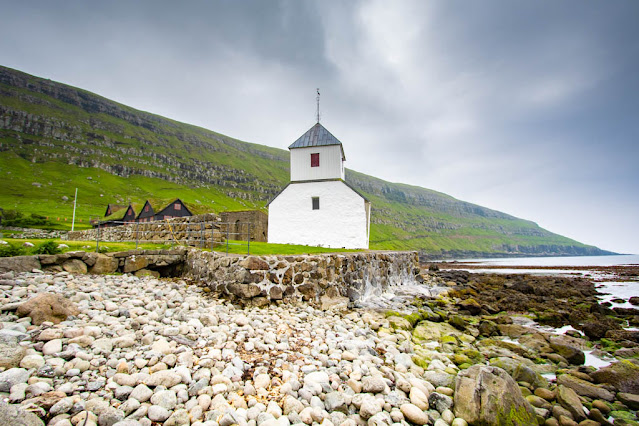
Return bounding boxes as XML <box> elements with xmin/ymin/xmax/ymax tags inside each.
<box><xmin>154</xmin><ymin>199</ymin><xmax>193</xmax><ymax>221</ymax></box>
<box><xmin>99</xmin><ymin>204</ymin><xmax>136</xmax><ymax>227</ymax></box>
<box><xmin>136</xmin><ymin>200</ymin><xmax>155</xmax><ymax>222</ymax></box>
<box><xmin>104</xmin><ymin>204</ymin><xmax>126</xmax><ymax>217</ymax></box>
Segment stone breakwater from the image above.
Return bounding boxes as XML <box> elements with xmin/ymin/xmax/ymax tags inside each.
<box><xmin>185</xmin><ymin>251</ymin><xmax>422</xmax><ymax>307</ymax></box>
<box><xmin>0</xmin><ymin>270</ymin><xmax>470</xmax><ymax>426</ymax></box>
<box><xmin>0</xmin><ymin>249</ymin><xmax>422</xmax><ymax>307</ymax></box>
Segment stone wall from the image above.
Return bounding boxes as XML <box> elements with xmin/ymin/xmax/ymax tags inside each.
<box><xmin>0</xmin><ymin>248</ymin><xmax>421</xmax><ymax>307</ymax></box>
<box><xmin>219</xmin><ymin>210</ymin><xmax>268</xmax><ymax>242</ymax></box>
<box><xmin>184</xmin><ymin>250</ymin><xmax>421</xmax><ymax>307</ymax></box>
<box><xmin>0</xmin><ymin>248</ymin><xmax>188</xmax><ymax>277</ymax></box>
<box><xmin>66</xmin><ymin>213</ymin><xmax>223</xmax><ymax>245</ymax></box>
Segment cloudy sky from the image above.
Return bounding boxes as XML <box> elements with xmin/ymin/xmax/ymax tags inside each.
<box><xmin>2</xmin><ymin>1</ymin><xmax>638</xmax><ymax>254</ymax></box>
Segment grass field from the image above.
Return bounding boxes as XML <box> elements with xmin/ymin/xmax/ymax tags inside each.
<box><xmin>0</xmin><ymin>238</ymin><xmax>361</xmax><ymax>257</ymax></box>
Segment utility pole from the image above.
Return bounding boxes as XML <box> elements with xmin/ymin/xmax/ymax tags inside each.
<box><xmin>71</xmin><ymin>188</ymin><xmax>78</xmax><ymax>231</ymax></box>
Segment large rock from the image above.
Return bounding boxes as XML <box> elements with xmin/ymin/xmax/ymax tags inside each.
<box><xmin>62</xmin><ymin>259</ymin><xmax>87</xmax><ymax>274</ymax></box>
<box><xmin>239</xmin><ymin>256</ymin><xmax>269</xmax><ymax>270</ymax></box>
<box><xmin>400</xmin><ymin>403</ymin><xmax>429</xmax><ymax>425</ymax></box>
<box><xmin>454</xmin><ymin>365</ymin><xmax>537</xmax><ymax>426</ymax></box>
<box><xmin>123</xmin><ymin>255</ymin><xmax>148</xmax><ymax>273</ymax></box>
<box><xmin>16</xmin><ymin>293</ymin><xmax>80</xmax><ymax>325</ymax></box>
<box><xmin>227</xmin><ymin>283</ymin><xmax>261</xmax><ymax>299</ymax></box>
<box><xmin>388</xmin><ymin>316</ymin><xmax>413</xmax><ymax>330</ymax></box>
<box><xmin>590</xmin><ymin>360</ymin><xmax>639</xmax><ymax>394</ymax></box>
<box><xmin>0</xmin><ymin>256</ymin><xmax>41</xmax><ymax>273</ymax></box>
<box><xmin>413</xmin><ymin>321</ymin><xmax>461</xmax><ymax>342</ymax></box>
<box><xmin>556</xmin><ymin>374</ymin><xmax>615</xmax><ymax>401</ymax></box>
<box><xmin>549</xmin><ymin>340</ymin><xmax>585</xmax><ymax>365</ymax></box>
<box><xmin>89</xmin><ymin>254</ymin><xmax>119</xmax><ymax>274</ymax></box>
<box><xmin>0</xmin><ymin>368</ymin><xmax>31</xmax><ymax>392</ymax></box>
<box><xmin>0</xmin><ymin>331</ymin><xmax>27</xmax><ymax>368</ymax></box>
<box><xmin>556</xmin><ymin>385</ymin><xmax>586</xmax><ymax>421</ymax></box>
<box><xmin>0</xmin><ymin>400</ymin><xmax>44</xmax><ymax>426</ymax></box>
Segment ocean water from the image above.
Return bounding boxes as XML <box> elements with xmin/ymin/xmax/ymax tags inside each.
<box><xmin>452</xmin><ymin>254</ymin><xmax>639</xmax><ymax>267</ymax></box>
<box><xmin>443</xmin><ymin>255</ymin><xmax>639</xmax><ymax>281</ymax></box>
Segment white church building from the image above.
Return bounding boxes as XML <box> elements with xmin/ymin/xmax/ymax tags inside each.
<box><xmin>267</xmin><ymin>123</ymin><xmax>371</xmax><ymax>249</ymax></box>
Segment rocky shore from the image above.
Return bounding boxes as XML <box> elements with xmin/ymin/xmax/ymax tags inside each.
<box><xmin>0</xmin><ymin>266</ymin><xmax>637</xmax><ymax>426</ymax></box>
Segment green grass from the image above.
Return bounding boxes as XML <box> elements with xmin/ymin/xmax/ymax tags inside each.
<box><xmin>215</xmin><ymin>240</ymin><xmax>359</xmax><ymax>255</ymax></box>
<box><xmin>0</xmin><ymin>238</ymin><xmax>360</xmax><ymax>257</ymax></box>
<box><xmin>0</xmin><ymin>238</ymin><xmax>176</xmax><ymax>255</ymax></box>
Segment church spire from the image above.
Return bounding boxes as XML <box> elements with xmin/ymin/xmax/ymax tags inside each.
<box><xmin>316</xmin><ymin>88</ymin><xmax>320</xmax><ymax>123</ymax></box>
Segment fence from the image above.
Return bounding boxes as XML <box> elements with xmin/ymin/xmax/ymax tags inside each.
<box><xmin>86</xmin><ymin>218</ymin><xmax>255</xmax><ymax>255</ymax></box>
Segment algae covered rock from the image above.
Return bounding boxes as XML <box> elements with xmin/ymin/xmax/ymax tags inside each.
<box><xmin>549</xmin><ymin>340</ymin><xmax>585</xmax><ymax>365</ymax></box>
<box><xmin>590</xmin><ymin>360</ymin><xmax>639</xmax><ymax>394</ymax></box>
<box><xmin>413</xmin><ymin>320</ymin><xmax>461</xmax><ymax>343</ymax></box>
<box><xmin>388</xmin><ymin>316</ymin><xmax>412</xmax><ymax>331</ymax></box>
<box><xmin>454</xmin><ymin>365</ymin><xmax>537</xmax><ymax>425</ymax></box>
<box><xmin>556</xmin><ymin>373</ymin><xmax>615</xmax><ymax>401</ymax></box>
<box><xmin>556</xmin><ymin>384</ymin><xmax>586</xmax><ymax>421</ymax></box>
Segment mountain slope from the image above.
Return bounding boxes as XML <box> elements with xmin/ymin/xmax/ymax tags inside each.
<box><xmin>0</xmin><ymin>65</ymin><xmax>611</xmax><ymax>257</ymax></box>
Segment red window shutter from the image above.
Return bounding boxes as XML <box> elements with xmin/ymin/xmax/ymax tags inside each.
<box><xmin>311</xmin><ymin>153</ymin><xmax>320</xmax><ymax>167</ymax></box>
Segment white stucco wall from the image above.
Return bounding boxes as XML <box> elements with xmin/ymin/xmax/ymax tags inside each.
<box><xmin>268</xmin><ymin>181</ymin><xmax>369</xmax><ymax>249</ymax></box>
<box><xmin>290</xmin><ymin>145</ymin><xmax>345</xmax><ymax>182</ymax></box>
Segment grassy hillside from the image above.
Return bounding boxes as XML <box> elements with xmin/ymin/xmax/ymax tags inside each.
<box><xmin>0</xmin><ymin>65</ymin><xmax>610</xmax><ymax>257</ymax></box>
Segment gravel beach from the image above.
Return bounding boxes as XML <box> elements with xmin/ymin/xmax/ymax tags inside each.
<box><xmin>0</xmin><ymin>270</ymin><xmax>468</xmax><ymax>426</ymax></box>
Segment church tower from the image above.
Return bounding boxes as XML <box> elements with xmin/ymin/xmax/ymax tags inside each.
<box><xmin>267</xmin><ymin>112</ymin><xmax>370</xmax><ymax>249</ymax></box>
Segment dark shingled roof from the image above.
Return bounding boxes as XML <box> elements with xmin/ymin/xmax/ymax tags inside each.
<box><xmin>289</xmin><ymin>123</ymin><xmax>343</xmax><ymax>149</ymax></box>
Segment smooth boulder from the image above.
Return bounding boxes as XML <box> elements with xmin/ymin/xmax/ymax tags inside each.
<box><xmin>15</xmin><ymin>293</ymin><xmax>79</xmax><ymax>325</ymax></box>
<box><xmin>454</xmin><ymin>365</ymin><xmax>537</xmax><ymax>425</ymax></box>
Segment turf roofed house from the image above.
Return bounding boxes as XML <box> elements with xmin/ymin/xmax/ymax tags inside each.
<box><xmin>267</xmin><ymin>122</ymin><xmax>371</xmax><ymax>249</ymax></box>
<box><xmin>153</xmin><ymin>198</ymin><xmax>192</xmax><ymax>221</ymax></box>
<box><xmin>100</xmin><ymin>204</ymin><xmax>136</xmax><ymax>227</ymax></box>
<box><xmin>136</xmin><ymin>200</ymin><xmax>155</xmax><ymax>223</ymax></box>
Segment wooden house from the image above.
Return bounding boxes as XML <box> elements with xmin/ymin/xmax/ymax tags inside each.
<box><xmin>104</xmin><ymin>204</ymin><xmax>126</xmax><ymax>217</ymax></box>
<box><xmin>136</xmin><ymin>200</ymin><xmax>155</xmax><ymax>223</ymax></box>
<box><xmin>99</xmin><ymin>204</ymin><xmax>136</xmax><ymax>227</ymax></box>
<box><xmin>153</xmin><ymin>199</ymin><xmax>193</xmax><ymax>221</ymax></box>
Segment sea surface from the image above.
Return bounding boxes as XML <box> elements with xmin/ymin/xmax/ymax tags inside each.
<box><xmin>452</xmin><ymin>254</ymin><xmax>639</xmax><ymax>267</ymax></box>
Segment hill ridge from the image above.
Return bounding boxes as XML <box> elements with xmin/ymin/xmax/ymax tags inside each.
<box><xmin>0</xmin><ymin>65</ymin><xmax>613</xmax><ymax>257</ymax></box>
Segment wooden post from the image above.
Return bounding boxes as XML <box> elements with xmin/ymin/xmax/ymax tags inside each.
<box><xmin>135</xmin><ymin>222</ymin><xmax>140</xmax><ymax>250</ymax></box>
<box><xmin>200</xmin><ymin>222</ymin><xmax>204</xmax><ymax>249</ymax></box>
<box><xmin>96</xmin><ymin>221</ymin><xmax>101</xmax><ymax>253</ymax></box>
<box><xmin>247</xmin><ymin>223</ymin><xmax>251</xmax><ymax>255</ymax></box>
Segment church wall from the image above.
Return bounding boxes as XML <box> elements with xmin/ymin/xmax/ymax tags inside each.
<box><xmin>268</xmin><ymin>180</ymin><xmax>369</xmax><ymax>249</ymax></box>
<box><xmin>290</xmin><ymin>145</ymin><xmax>344</xmax><ymax>181</ymax></box>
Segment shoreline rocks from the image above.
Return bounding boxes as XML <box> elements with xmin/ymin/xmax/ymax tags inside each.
<box><xmin>0</xmin><ymin>266</ymin><xmax>637</xmax><ymax>426</ymax></box>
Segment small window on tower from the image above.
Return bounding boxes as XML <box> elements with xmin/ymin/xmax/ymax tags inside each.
<box><xmin>312</xmin><ymin>197</ymin><xmax>320</xmax><ymax>210</ymax></box>
<box><xmin>311</xmin><ymin>153</ymin><xmax>320</xmax><ymax>167</ymax></box>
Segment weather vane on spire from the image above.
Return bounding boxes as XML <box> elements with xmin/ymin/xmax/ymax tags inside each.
<box><xmin>316</xmin><ymin>88</ymin><xmax>321</xmax><ymax>123</ymax></box>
